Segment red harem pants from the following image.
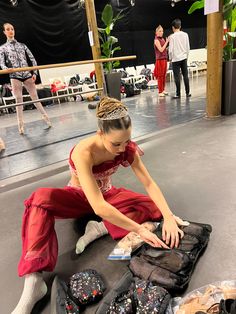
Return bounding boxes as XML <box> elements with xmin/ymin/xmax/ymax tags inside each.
<box><xmin>18</xmin><ymin>185</ymin><xmax>162</xmax><ymax>276</ymax></box>
<box><xmin>154</xmin><ymin>59</ymin><xmax>167</xmax><ymax>93</ymax></box>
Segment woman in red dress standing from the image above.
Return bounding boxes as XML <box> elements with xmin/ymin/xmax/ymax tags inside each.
<box><xmin>154</xmin><ymin>25</ymin><xmax>169</xmax><ymax>97</ymax></box>
<box><xmin>12</xmin><ymin>97</ymin><xmax>186</xmax><ymax>314</ymax></box>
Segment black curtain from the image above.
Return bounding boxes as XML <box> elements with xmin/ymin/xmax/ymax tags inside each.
<box><xmin>0</xmin><ymin>0</ymin><xmax>206</xmax><ymax>84</ymax></box>
<box><xmin>106</xmin><ymin>0</ymin><xmax>206</xmax><ymax>67</ymax></box>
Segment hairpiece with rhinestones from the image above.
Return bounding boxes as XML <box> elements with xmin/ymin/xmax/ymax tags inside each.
<box><xmin>98</xmin><ymin>107</ymin><xmax>128</xmax><ymax>120</ymax></box>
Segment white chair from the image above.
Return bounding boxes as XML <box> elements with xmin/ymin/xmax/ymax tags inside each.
<box><xmin>166</xmin><ymin>62</ymin><xmax>173</xmax><ymax>82</ymax></box>
<box><xmin>124</xmin><ymin>66</ymin><xmax>145</xmax><ymax>85</ymax></box>
<box><xmin>117</xmin><ymin>68</ymin><xmax>133</xmax><ymax>84</ymax></box>
<box><xmin>2</xmin><ymin>96</ymin><xmax>16</xmax><ymax>113</ymax></box>
<box><xmin>187</xmin><ymin>62</ymin><xmax>199</xmax><ymax>79</ymax></box>
<box><xmin>79</xmin><ymin>73</ymin><xmax>89</xmax><ymax>81</ymax></box>
<box><xmin>49</xmin><ymin>77</ymin><xmax>69</xmax><ymax>104</ymax></box>
<box><xmin>79</xmin><ymin>73</ymin><xmax>98</xmax><ymax>89</ymax></box>
<box><xmin>64</xmin><ymin>75</ymin><xmax>83</xmax><ymax>100</ymax></box>
<box><xmin>125</xmin><ymin>66</ymin><xmax>137</xmax><ymax>76</ymax></box>
<box><xmin>135</xmin><ymin>65</ymin><xmax>145</xmax><ymax>75</ymax></box>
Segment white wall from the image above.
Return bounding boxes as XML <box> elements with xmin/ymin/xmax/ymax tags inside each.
<box><xmin>39</xmin><ymin>63</ymin><xmax>95</xmax><ymax>85</ymax></box>
<box><xmin>188</xmin><ymin>48</ymin><xmax>207</xmax><ymax>63</ymax></box>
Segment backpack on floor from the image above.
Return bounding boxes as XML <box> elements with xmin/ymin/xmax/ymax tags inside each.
<box><xmin>121</xmin><ymin>82</ymin><xmax>135</xmax><ymax>97</ymax></box>
<box><xmin>140</xmin><ymin>68</ymin><xmax>152</xmax><ymax>81</ymax></box>
<box><xmin>135</xmin><ymin>79</ymin><xmax>148</xmax><ymax>90</ymax></box>
<box><xmin>118</xmin><ymin>69</ymin><xmax>129</xmax><ymax>78</ymax></box>
<box><xmin>69</xmin><ymin>76</ymin><xmax>80</xmax><ymax>86</ymax></box>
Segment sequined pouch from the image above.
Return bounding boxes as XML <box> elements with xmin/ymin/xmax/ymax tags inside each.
<box><xmin>106</xmin><ymin>278</ymin><xmax>171</xmax><ymax>314</ymax></box>
<box><xmin>133</xmin><ymin>278</ymin><xmax>171</xmax><ymax>314</ymax></box>
<box><xmin>68</xmin><ymin>269</ymin><xmax>106</xmax><ymax>306</ymax></box>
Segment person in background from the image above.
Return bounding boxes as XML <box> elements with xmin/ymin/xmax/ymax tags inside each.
<box><xmin>11</xmin><ymin>97</ymin><xmax>187</xmax><ymax>314</ymax></box>
<box><xmin>154</xmin><ymin>25</ymin><xmax>169</xmax><ymax>97</ymax></box>
<box><xmin>168</xmin><ymin>18</ymin><xmax>191</xmax><ymax>99</ymax></box>
<box><xmin>0</xmin><ymin>23</ymin><xmax>52</xmax><ymax>134</ymax></box>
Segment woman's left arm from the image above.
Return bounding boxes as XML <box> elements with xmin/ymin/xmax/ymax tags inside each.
<box><xmin>131</xmin><ymin>151</ymin><xmax>184</xmax><ymax>248</ymax></box>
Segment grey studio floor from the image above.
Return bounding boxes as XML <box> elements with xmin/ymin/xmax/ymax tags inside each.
<box><xmin>0</xmin><ymin>76</ymin><xmax>236</xmax><ymax>314</ymax></box>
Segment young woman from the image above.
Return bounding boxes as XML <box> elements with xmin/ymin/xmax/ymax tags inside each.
<box><xmin>0</xmin><ymin>23</ymin><xmax>51</xmax><ymax>134</ymax></box>
<box><xmin>154</xmin><ymin>25</ymin><xmax>169</xmax><ymax>97</ymax></box>
<box><xmin>12</xmin><ymin>97</ymin><xmax>186</xmax><ymax>314</ymax></box>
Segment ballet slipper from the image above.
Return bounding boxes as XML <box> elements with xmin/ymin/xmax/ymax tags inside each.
<box><xmin>42</xmin><ymin>114</ymin><xmax>52</xmax><ymax>128</ymax></box>
<box><xmin>18</xmin><ymin>121</ymin><xmax>24</xmax><ymax>135</ymax></box>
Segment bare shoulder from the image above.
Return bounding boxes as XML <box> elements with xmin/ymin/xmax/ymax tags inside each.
<box><xmin>71</xmin><ymin>136</ymin><xmax>96</xmax><ymax>165</ymax></box>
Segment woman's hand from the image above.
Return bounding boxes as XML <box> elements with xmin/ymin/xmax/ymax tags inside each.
<box><xmin>162</xmin><ymin>215</ymin><xmax>185</xmax><ymax>248</ymax></box>
<box><xmin>174</xmin><ymin>215</ymin><xmax>190</xmax><ymax>227</ymax></box>
<box><xmin>137</xmin><ymin>226</ymin><xmax>169</xmax><ymax>249</ymax></box>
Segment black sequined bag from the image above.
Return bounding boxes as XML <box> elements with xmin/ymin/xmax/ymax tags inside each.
<box><xmin>133</xmin><ymin>278</ymin><xmax>171</xmax><ymax>314</ymax></box>
<box><xmin>106</xmin><ymin>278</ymin><xmax>171</xmax><ymax>314</ymax></box>
<box><xmin>68</xmin><ymin>269</ymin><xmax>106</xmax><ymax>306</ymax></box>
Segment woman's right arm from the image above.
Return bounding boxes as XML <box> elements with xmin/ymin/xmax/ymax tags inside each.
<box><xmin>72</xmin><ymin>145</ymin><xmax>169</xmax><ymax>248</ymax></box>
<box><xmin>154</xmin><ymin>38</ymin><xmax>169</xmax><ymax>53</ymax></box>
<box><xmin>0</xmin><ymin>49</ymin><xmax>8</xmax><ymax>70</ymax></box>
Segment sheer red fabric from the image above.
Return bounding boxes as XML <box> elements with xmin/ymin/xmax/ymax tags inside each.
<box><xmin>18</xmin><ymin>141</ymin><xmax>162</xmax><ymax>276</ymax></box>
<box><xmin>154</xmin><ymin>59</ymin><xmax>167</xmax><ymax>93</ymax></box>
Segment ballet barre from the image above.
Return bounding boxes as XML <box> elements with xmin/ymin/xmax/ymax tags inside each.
<box><xmin>0</xmin><ymin>88</ymin><xmax>103</xmax><ymax>109</ymax></box>
<box><xmin>0</xmin><ymin>55</ymin><xmax>137</xmax><ymax>75</ymax></box>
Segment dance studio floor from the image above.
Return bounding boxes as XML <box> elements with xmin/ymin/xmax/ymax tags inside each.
<box><xmin>0</xmin><ymin>76</ymin><xmax>236</xmax><ymax>313</ymax></box>
<box><xmin>0</xmin><ymin>77</ymin><xmax>206</xmax><ymax>181</ymax></box>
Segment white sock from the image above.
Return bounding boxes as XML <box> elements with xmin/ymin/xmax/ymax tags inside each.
<box><xmin>11</xmin><ymin>273</ymin><xmax>47</xmax><ymax>314</ymax></box>
<box><xmin>76</xmin><ymin>221</ymin><xmax>108</xmax><ymax>254</ymax></box>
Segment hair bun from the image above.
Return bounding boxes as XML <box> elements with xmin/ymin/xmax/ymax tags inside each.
<box><xmin>96</xmin><ymin>96</ymin><xmax>127</xmax><ymax>119</ymax></box>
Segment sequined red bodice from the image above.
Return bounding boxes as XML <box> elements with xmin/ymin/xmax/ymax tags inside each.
<box><xmin>68</xmin><ymin>141</ymin><xmax>143</xmax><ymax>193</ymax></box>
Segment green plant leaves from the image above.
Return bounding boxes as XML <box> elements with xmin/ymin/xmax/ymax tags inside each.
<box><xmin>102</xmin><ymin>4</ymin><xmax>113</xmax><ymax>27</ymax></box>
<box><xmin>231</xmin><ymin>7</ymin><xmax>236</xmax><ymax>31</ymax></box>
<box><xmin>188</xmin><ymin>0</ymin><xmax>204</xmax><ymax>14</ymax></box>
<box><xmin>189</xmin><ymin>0</ymin><xmax>236</xmax><ymax>61</ymax></box>
<box><xmin>98</xmin><ymin>4</ymin><xmax>124</xmax><ymax>72</ymax></box>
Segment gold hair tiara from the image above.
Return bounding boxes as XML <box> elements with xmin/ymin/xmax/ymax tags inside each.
<box><xmin>98</xmin><ymin>107</ymin><xmax>128</xmax><ymax>120</ymax></box>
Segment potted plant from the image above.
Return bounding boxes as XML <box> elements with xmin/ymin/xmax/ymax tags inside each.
<box><xmin>98</xmin><ymin>4</ymin><xmax>124</xmax><ymax>100</ymax></box>
<box><xmin>188</xmin><ymin>0</ymin><xmax>236</xmax><ymax>115</ymax></box>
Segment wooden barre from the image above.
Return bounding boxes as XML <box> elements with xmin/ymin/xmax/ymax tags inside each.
<box><xmin>0</xmin><ymin>55</ymin><xmax>137</xmax><ymax>75</ymax></box>
<box><xmin>0</xmin><ymin>88</ymin><xmax>103</xmax><ymax>109</ymax></box>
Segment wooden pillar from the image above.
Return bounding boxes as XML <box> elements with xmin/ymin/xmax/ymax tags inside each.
<box><xmin>206</xmin><ymin>0</ymin><xmax>223</xmax><ymax>118</ymax></box>
<box><xmin>84</xmin><ymin>0</ymin><xmax>104</xmax><ymax>94</ymax></box>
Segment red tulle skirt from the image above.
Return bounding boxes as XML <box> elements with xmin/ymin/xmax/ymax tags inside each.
<box><xmin>18</xmin><ymin>185</ymin><xmax>162</xmax><ymax>276</ymax></box>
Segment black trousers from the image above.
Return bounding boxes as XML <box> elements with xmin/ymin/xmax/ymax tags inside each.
<box><xmin>172</xmin><ymin>58</ymin><xmax>190</xmax><ymax>96</ymax></box>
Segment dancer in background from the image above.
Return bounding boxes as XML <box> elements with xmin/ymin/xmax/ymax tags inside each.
<box><xmin>154</xmin><ymin>25</ymin><xmax>169</xmax><ymax>97</ymax></box>
<box><xmin>0</xmin><ymin>23</ymin><xmax>52</xmax><ymax>134</ymax></box>
<box><xmin>12</xmin><ymin>97</ymin><xmax>186</xmax><ymax>314</ymax></box>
